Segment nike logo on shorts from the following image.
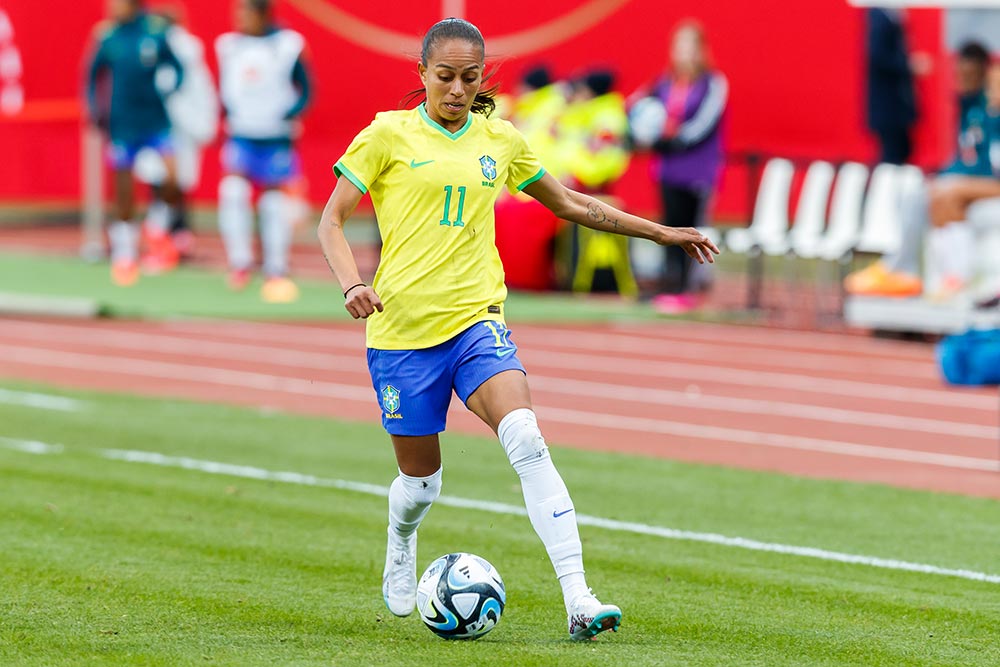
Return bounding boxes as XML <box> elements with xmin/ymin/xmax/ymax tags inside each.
<box><xmin>552</xmin><ymin>508</ymin><xmax>574</xmax><ymax>518</ymax></box>
<box><xmin>410</xmin><ymin>159</ymin><xmax>435</xmax><ymax>168</ymax></box>
<box><xmin>496</xmin><ymin>348</ymin><xmax>516</xmax><ymax>358</ymax></box>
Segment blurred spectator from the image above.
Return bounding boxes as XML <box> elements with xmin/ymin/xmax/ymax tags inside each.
<box><xmin>134</xmin><ymin>2</ymin><xmax>219</xmax><ymax>264</ymax></box>
<box><xmin>494</xmin><ymin>65</ymin><xmax>567</xmax><ymax>290</ymax></box>
<box><xmin>554</xmin><ymin>70</ymin><xmax>632</xmax><ymax>293</ymax></box>
<box><xmin>216</xmin><ymin>0</ymin><xmax>312</xmax><ymax>303</ymax></box>
<box><xmin>631</xmin><ymin>20</ymin><xmax>727</xmax><ymax>313</ymax></box>
<box><xmin>866</xmin><ymin>8</ymin><xmax>918</xmax><ymax>165</ymax></box>
<box><xmin>85</xmin><ymin>0</ymin><xmax>184</xmax><ymax>286</ymax></box>
<box><xmin>508</xmin><ymin>65</ymin><xmax>568</xmax><ymax>181</ymax></box>
<box><xmin>923</xmin><ymin>62</ymin><xmax>1000</xmax><ymax>298</ymax></box>
<box><xmin>0</xmin><ymin>6</ymin><xmax>24</xmax><ymax>116</ymax></box>
<box><xmin>846</xmin><ymin>42</ymin><xmax>994</xmax><ymax>299</ymax></box>
<box><xmin>554</xmin><ymin>70</ymin><xmax>629</xmax><ymax>192</ymax></box>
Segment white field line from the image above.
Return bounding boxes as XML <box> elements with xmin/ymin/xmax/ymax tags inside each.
<box><xmin>4</xmin><ymin>437</ymin><xmax>997</xmax><ymax>586</ymax></box>
<box><xmin>1</xmin><ymin>323</ymin><xmax>989</xmax><ymax>437</ymax></box>
<box><xmin>0</xmin><ymin>387</ymin><xmax>83</xmax><ymax>412</ymax></box>
<box><xmin>3</xmin><ymin>320</ymin><xmax>992</xmax><ymax>412</ymax></box>
<box><xmin>0</xmin><ymin>344</ymin><xmax>996</xmax><ymax>471</ymax></box>
<box><xmin>0</xmin><ymin>436</ymin><xmax>65</xmax><ymax>454</ymax></box>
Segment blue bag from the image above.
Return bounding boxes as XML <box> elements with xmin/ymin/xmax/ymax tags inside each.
<box><xmin>937</xmin><ymin>328</ymin><xmax>1000</xmax><ymax>386</ymax></box>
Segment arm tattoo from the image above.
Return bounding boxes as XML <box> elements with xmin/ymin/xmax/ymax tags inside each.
<box><xmin>586</xmin><ymin>201</ymin><xmax>621</xmax><ymax>229</ymax></box>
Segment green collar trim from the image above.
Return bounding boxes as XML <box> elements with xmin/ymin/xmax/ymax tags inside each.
<box><xmin>419</xmin><ymin>103</ymin><xmax>473</xmax><ymax>140</ymax></box>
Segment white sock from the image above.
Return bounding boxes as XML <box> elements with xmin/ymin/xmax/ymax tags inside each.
<box><xmin>218</xmin><ymin>175</ymin><xmax>254</xmax><ymax>271</ymax></box>
<box><xmin>497</xmin><ymin>408</ymin><xmax>589</xmax><ymax>611</ymax></box>
<box><xmin>144</xmin><ymin>200</ymin><xmax>171</xmax><ymax>236</ymax></box>
<box><xmin>388</xmin><ymin>468</ymin><xmax>442</xmax><ymax>546</ymax></box>
<box><xmin>259</xmin><ymin>189</ymin><xmax>292</xmax><ymax>278</ymax></box>
<box><xmin>943</xmin><ymin>222</ymin><xmax>974</xmax><ymax>283</ymax></box>
<box><xmin>108</xmin><ymin>220</ymin><xmax>138</xmax><ymax>263</ymax></box>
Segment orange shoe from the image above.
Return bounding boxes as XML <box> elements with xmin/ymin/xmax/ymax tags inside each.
<box><xmin>227</xmin><ymin>268</ymin><xmax>252</xmax><ymax>291</ymax></box>
<box><xmin>260</xmin><ymin>276</ymin><xmax>299</xmax><ymax>304</ymax></box>
<box><xmin>111</xmin><ymin>260</ymin><xmax>139</xmax><ymax>287</ymax></box>
<box><xmin>141</xmin><ymin>232</ymin><xmax>180</xmax><ymax>275</ymax></box>
<box><xmin>844</xmin><ymin>262</ymin><xmax>922</xmax><ymax>297</ymax></box>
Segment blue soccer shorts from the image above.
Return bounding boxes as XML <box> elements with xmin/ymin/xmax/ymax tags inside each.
<box><xmin>107</xmin><ymin>131</ymin><xmax>173</xmax><ymax>170</ymax></box>
<box><xmin>366</xmin><ymin>321</ymin><xmax>526</xmax><ymax>436</ymax></box>
<box><xmin>221</xmin><ymin>137</ymin><xmax>301</xmax><ymax>188</ymax></box>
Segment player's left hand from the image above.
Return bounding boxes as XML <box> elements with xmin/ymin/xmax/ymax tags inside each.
<box><xmin>657</xmin><ymin>227</ymin><xmax>720</xmax><ymax>264</ymax></box>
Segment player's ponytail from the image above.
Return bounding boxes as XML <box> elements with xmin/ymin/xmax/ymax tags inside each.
<box><xmin>402</xmin><ymin>17</ymin><xmax>499</xmax><ymax>117</ymax></box>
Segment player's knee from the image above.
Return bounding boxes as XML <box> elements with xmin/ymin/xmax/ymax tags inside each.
<box><xmin>219</xmin><ymin>174</ymin><xmax>251</xmax><ymax>206</ymax></box>
<box><xmin>404</xmin><ymin>469</ymin><xmax>442</xmax><ymax>507</ymax></box>
<box><xmin>259</xmin><ymin>189</ymin><xmax>288</xmax><ymax>215</ymax></box>
<box><xmin>498</xmin><ymin>408</ymin><xmax>549</xmax><ymax>469</ymax></box>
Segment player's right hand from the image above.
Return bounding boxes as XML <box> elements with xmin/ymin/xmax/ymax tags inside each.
<box><xmin>344</xmin><ymin>286</ymin><xmax>383</xmax><ymax>319</ymax></box>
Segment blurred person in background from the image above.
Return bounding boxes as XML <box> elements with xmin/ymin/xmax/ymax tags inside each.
<box><xmin>866</xmin><ymin>7</ymin><xmax>918</xmax><ymax>165</ymax></box>
<box><xmin>631</xmin><ymin>20</ymin><xmax>727</xmax><ymax>313</ymax></box>
<box><xmin>554</xmin><ymin>70</ymin><xmax>629</xmax><ymax>194</ymax></box>
<box><xmin>554</xmin><ymin>70</ymin><xmax>630</xmax><ymax>292</ymax></box>
<box><xmin>134</xmin><ymin>2</ymin><xmax>219</xmax><ymax>269</ymax></box>
<box><xmin>86</xmin><ymin>0</ymin><xmax>183</xmax><ymax>286</ymax></box>
<box><xmin>847</xmin><ymin>42</ymin><xmax>994</xmax><ymax>298</ymax></box>
<box><xmin>216</xmin><ymin>0</ymin><xmax>312</xmax><ymax>303</ymax></box>
<box><xmin>494</xmin><ymin>65</ymin><xmax>568</xmax><ymax>290</ymax></box>
<box><xmin>922</xmin><ymin>61</ymin><xmax>1000</xmax><ymax>299</ymax></box>
<box><xmin>507</xmin><ymin>65</ymin><xmax>567</xmax><ymax>179</ymax></box>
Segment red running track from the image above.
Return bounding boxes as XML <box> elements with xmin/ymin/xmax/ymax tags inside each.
<box><xmin>1</xmin><ymin>316</ymin><xmax>997</xmax><ymax>498</ymax></box>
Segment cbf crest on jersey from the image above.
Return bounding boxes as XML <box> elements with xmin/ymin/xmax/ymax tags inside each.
<box><xmin>381</xmin><ymin>384</ymin><xmax>401</xmax><ymax>415</ymax></box>
<box><xmin>479</xmin><ymin>155</ymin><xmax>497</xmax><ymax>182</ymax></box>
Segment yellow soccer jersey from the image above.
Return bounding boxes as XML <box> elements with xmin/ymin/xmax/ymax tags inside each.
<box><xmin>334</xmin><ymin>105</ymin><xmax>546</xmax><ymax>350</ymax></box>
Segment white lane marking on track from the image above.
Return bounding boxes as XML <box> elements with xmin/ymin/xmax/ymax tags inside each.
<box><xmin>1</xmin><ymin>321</ymin><xmax>992</xmax><ymax>413</ymax></box>
<box><xmin>533</xmin><ymin>407</ymin><xmax>1000</xmax><ymax>472</ymax></box>
<box><xmin>0</xmin><ymin>388</ymin><xmax>83</xmax><ymax>412</ymax></box>
<box><xmin>0</xmin><ymin>324</ymin><xmax>989</xmax><ymax>436</ymax></box>
<box><xmin>155</xmin><ymin>320</ymin><xmax>994</xmax><ymax>410</ymax></box>
<box><xmin>0</xmin><ymin>344</ymin><xmax>996</xmax><ymax>471</ymax></box>
<box><xmin>5</xmin><ymin>438</ymin><xmax>997</xmax><ymax>586</ymax></box>
<box><xmin>526</xmin><ymin>376</ymin><xmax>997</xmax><ymax>440</ymax></box>
<box><xmin>510</xmin><ymin>329</ymin><xmax>933</xmax><ymax>379</ymax></box>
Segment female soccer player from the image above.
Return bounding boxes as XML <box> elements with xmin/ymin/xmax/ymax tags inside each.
<box><xmin>317</xmin><ymin>18</ymin><xmax>718</xmax><ymax>641</ymax></box>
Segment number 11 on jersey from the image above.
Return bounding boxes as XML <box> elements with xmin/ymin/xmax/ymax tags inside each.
<box><xmin>440</xmin><ymin>185</ymin><xmax>466</xmax><ymax>227</ymax></box>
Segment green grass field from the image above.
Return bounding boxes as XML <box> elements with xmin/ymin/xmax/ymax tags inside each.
<box><xmin>0</xmin><ymin>250</ymin><xmax>768</xmax><ymax>325</ymax></box>
<box><xmin>2</xmin><ymin>381</ymin><xmax>998</xmax><ymax>666</ymax></box>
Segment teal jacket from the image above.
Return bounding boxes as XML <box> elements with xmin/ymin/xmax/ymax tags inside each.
<box><xmin>942</xmin><ymin>91</ymin><xmax>992</xmax><ymax>177</ymax></box>
<box><xmin>86</xmin><ymin>13</ymin><xmax>183</xmax><ymax>142</ymax></box>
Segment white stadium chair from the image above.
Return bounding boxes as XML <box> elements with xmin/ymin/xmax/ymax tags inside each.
<box><xmin>811</xmin><ymin>161</ymin><xmax>869</xmax><ymax>262</ymax></box>
<box><xmin>856</xmin><ymin>163</ymin><xmax>906</xmax><ymax>256</ymax></box>
<box><xmin>725</xmin><ymin>157</ymin><xmax>795</xmax><ymax>255</ymax></box>
<box><xmin>787</xmin><ymin>160</ymin><xmax>835</xmax><ymax>257</ymax></box>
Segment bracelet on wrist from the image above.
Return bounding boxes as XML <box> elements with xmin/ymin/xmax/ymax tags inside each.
<box><xmin>343</xmin><ymin>283</ymin><xmax>366</xmax><ymax>298</ymax></box>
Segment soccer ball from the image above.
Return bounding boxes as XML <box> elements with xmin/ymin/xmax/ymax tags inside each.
<box><xmin>628</xmin><ymin>95</ymin><xmax>667</xmax><ymax>148</ymax></box>
<box><xmin>416</xmin><ymin>552</ymin><xmax>506</xmax><ymax>640</ymax></box>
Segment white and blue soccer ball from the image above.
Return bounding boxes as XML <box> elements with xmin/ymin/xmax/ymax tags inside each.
<box><xmin>416</xmin><ymin>552</ymin><xmax>505</xmax><ymax>640</ymax></box>
<box><xmin>628</xmin><ymin>95</ymin><xmax>667</xmax><ymax>148</ymax></box>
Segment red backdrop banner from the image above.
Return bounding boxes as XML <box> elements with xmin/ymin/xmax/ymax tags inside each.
<box><xmin>0</xmin><ymin>0</ymin><xmax>947</xmax><ymax>219</ymax></box>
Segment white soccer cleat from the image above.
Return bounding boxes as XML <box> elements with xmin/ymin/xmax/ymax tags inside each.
<box><xmin>382</xmin><ymin>532</ymin><xmax>417</xmax><ymax>617</ymax></box>
<box><xmin>567</xmin><ymin>591</ymin><xmax>622</xmax><ymax>640</ymax></box>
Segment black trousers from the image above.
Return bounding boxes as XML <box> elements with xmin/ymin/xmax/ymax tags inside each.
<box><xmin>874</xmin><ymin>125</ymin><xmax>912</xmax><ymax>166</ymax></box>
<box><xmin>659</xmin><ymin>183</ymin><xmax>709</xmax><ymax>294</ymax></box>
